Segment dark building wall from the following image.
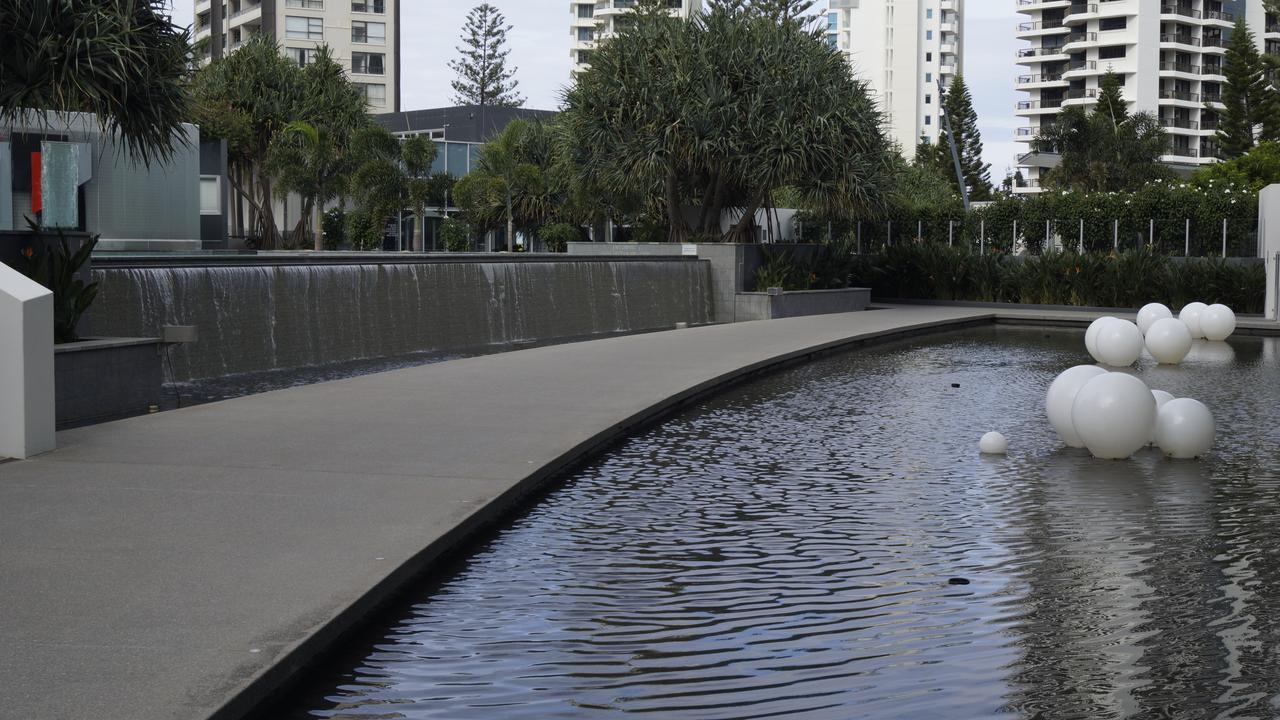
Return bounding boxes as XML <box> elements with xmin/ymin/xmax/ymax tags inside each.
<box><xmin>375</xmin><ymin>106</ymin><xmax>559</xmax><ymax>142</ymax></box>
<box><xmin>199</xmin><ymin>137</ymin><xmax>229</xmax><ymax>248</ymax></box>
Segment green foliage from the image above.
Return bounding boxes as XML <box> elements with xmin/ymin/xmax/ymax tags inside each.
<box><xmin>922</xmin><ymin>75</ymin><xmax>993</xmax><ymax>200</ymax></box>
<box><xmin>1218</xmin><ymin>19</ymin><xmax>1271</xmax><ymax>158</ymax></box>
<box><xmin>0</xmin><ymin>0</ymin><xmax>191</xmax><ymax>166</ymax></box>
<box><xmin>18</xmin><ymin>228</ymin><xmax>100</xmax><ymax>343</ymax></box>
<box><xmin>449</xmin><ymin>3</ymin><xmax>524</xmax><ymax>107</ymax></box>
<box><xmin>850</xmin><ymin>244</ymin><xmax>1265</xmax><ymax>313</ymax></box>
<box><xmin>348</xmin><ymin>124</ymin><xmax>407</xmax><ymax>240</ymax></box>
<box><xmin>452</xmin><ymin>119</ymin><xmax>552</xmax><ymax>250</ymax></box>
<box><xmin>753</xmin><ymin>250</ymin><xmax>814</xmax><ymax>291</ymax></box>
<box><xmin>1192</xmin><ymin>141</ymin><xmax>1280</xmax><ymax>191</ymax></box>
<box><xmin>440</xmin><ymin>217</ymin><xmax>473</xmax><ymax>252</ymax></box>
<box><xmin>537</xmin><ymin>222</ymin><xmax>578</xmax><ymax>252</ymax></box>
<box><xmin>1034</xmin><ymin>71</ymin><xmax>1172</xmax><ymax>192</ymax></box>
<box><xmin>560</xmin><ymin>1</ymin><xmax>892</xmax><ymax>242</ymax></box>
<box><xmin>344</xmin><ymin>209</ymin><xmax>382</xmax><ymax>251</ymax></box>
<box><xmin>321</xmin><ymin>207</ymin><xmax>345</xmax><ymax>250</ymax></box>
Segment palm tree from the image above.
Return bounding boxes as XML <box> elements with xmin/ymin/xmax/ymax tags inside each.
<box><xmin>271</xmin><ymin>121</ymin><xmax>346</xmax><ymax>250</ymax></box>
<box><xmin>0</xmin><ymin>0</ymin><xmax>191</xmax><ymax>166</ymax></box>
<box><xmin>470</xmin><ymin>120</ymin><xmax>542</xmax><ymax>251</ymax></box>
<box><xmin>402</xmin><ymin>136</ymin><xmax>438</xmax><ymax>252</ymax></box>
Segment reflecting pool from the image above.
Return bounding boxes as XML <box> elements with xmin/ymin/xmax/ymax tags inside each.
<box><xmin>284</xmin><ymin>326</ymin><xmax>1280</xmax><ymax>719</ymax></box>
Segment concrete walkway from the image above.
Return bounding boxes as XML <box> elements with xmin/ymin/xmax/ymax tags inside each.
<box><xmin>0</xmin><ymin>305</ymin><xmax>1273</xmax><ymax>720</ymax></box>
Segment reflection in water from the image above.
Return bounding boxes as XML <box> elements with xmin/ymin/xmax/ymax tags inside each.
<box><xmin>283</xmin><ymin>327</ymin><xmax>1280</xmax><ymax>720</ymax></box>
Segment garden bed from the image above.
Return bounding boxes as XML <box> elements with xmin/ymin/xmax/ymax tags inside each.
<box><xmin>55</xmin><ymin>337</ymin><xmax>163</xmax><ymax>428</ymax></box>
<box><xmin>735</xmin><ymin>287</ymin><xmax>870</xmax><ymax>321</ymax></box>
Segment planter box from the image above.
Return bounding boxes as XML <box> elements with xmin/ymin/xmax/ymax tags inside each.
<box><xmin>735</xmin><ymin>287</ymin><xmax>871</xmax><ymax>321</ymax></box>
<box><xmin>55</xmin><ymin>337</ymin><xmax>163</xmax><ymax>428</ymax></box>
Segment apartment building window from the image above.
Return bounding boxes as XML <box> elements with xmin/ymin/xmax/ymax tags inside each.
<box><xmin>1100</xmin><ymin>16</ymin><xmax>1126</xmax><ymax>31</ymax></box>
<box><xmin>285</xmin><ymin>0</ymin><xmax>323</xmax><ymax>8</ymax></box>
<box><xmin>925</xmin><ymin>116</ymin><xmax>932</xmax><ymax>125</ymax></box>
<box><xmin>351</xmin><ymin>51</ymin><xmax>385</xmax><ymax>74</ymax></box>
<box><xmin>285</xmin><ymin>16</ymin><xmax>323</xmax><ymax>39</ymax></box>
<box><xmin>351</xmin><ymin>0</ymin><xmax>384</xmax><ymax>12</ymax></box>
<box><xmin>358</xmin><ymin>83</ymin><xmax>387</xmax><ymax>105</ymax></box>
<box><xmin>926</xmin><ymin>8</ymin><xmax>933</xmax><ymax>19</ymax></box>
<box><xmin>352</xmin><ymin>20</ymin><xmax>386</xmax><ymax>44</ymax></box>
<box><xmin>926</xmin><ymin>30</ymin><xmax>933</xmax><ymax>40</ymax></box>
<box><xmin>1099</xmin><ymin>45</ymin><xmax>1126</xmax><ymax>59</ymax></box>
<box><xmin>577</xmin><ymin>3</ymin><xmax>593</xmax><ymax>18</ymax></box>
<box><xmin>577</xmin><ymin>26</ymin><xmax>593</xmax><ymax>41</ymax></box>
<box><xmin>925</xmin><ymin>52</ymin><xmax>932</xmax><ymax>62</ymax></box>
<box><xmin>576</xmin><ymin>50</ymin><xmax>592</xmax><ymax>65</ymax></box>
<box><xmin>285</xmin><ymin>46</ymin><xmax>318</xmax><ymax>66</ymax></box>
<box><xmin>925</xmin><ymin>72</ymin><xmax>932</xmax><ymax>83</ymax></box>
<box><xmin>925</xmin><ymin>94</ymin><xmax>932</xmax><ymax>104</ymax></box>
<box><xmin>825</xmin><ymin>34</ymin><xmax>837</xmax><ymax>49</ymax></box>
<box><xmin>827</xmin><ymin>12</ymin><xmax>837</xmax><ymax>31</ymax></box>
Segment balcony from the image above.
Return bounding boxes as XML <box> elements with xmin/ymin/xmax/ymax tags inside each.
<box><xmin>1164</xmin><ymin>147</ymin><xmax>1200</xmax><ymax>158</ymax></box>
<box><xmin>1204</xmin><ymin>91</ymin><xmax>1223</xmax><ymax>104</ymax></box>
<box><xmin>1018</xmin><ymin>20</ymin><xmax>1067</xmax><ymax>32</ymax></box>
<box><xmin>1160</xmin><ymin>118</ymin><xmax>1200</xmax><ymax>130</ymax></box>
<box><xmin>1017</xmin><ymin>46</ymin><xmax>1070</xmax><ymax>63</ymax></box>
<box><xmin>1160</xmin><ymin>33</ymin><xmax>1200</xmax><ymax>46</ymax></box>
<box><xmin>1159</xmin><ymin>61</ymin><xmax>1200</xmax><ymax>75</ymax></box>
<box><xmin>1065</xmin><ymin>3</ymin><xmax>1098</xmax><ymax>22</ymax></box>
<box><xmin>1017</xmin><ymin>0</ymin><xmax>1073</xmax><ymax>11</ymax></box>
<box><xmin>1160</xmin><ymin>4</ymin><xmax>1200</xmax><ymax>19</ymax></box>
<box><xmin>1017</xmin><ymin>98</ymin><xmax>1065</xmax><ymax>112</ymax></box>
<box><xmin>1016</xmin><ymin>72</ymin><xmax>1067</xmax><ymax>87</ymax></box>
<box><xmin>1159</xmin><ymin>89</ymin><xmax>1200</xmax><ymax>102</ymax></box>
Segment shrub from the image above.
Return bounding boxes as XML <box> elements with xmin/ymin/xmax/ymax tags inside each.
<box><xmin>18</xmin><ymin>229</ymin><xmax>99</xmax><ymax>343</ymax></box>
<box><xmin>344</xmin><ymin>210</ymin><xmax>383</xmax><ymax>251</ymax></box>
<box><xmin>321</xmin><ymin>207</ymin><xmax>345</xmax><ymax>251</ymax></box>
<box><xmin>440</xmin><ymin>218</ymin><xmax>472</xmax><ymax>252</ymax></box>
<box><xmin>538</xmin><ymin>223</ymin><xmax>578</xmax><ymax>253</ymax></box>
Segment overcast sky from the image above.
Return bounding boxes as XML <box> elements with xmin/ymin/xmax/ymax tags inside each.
<box><xmin>170</xmin><ymin>1</ymin><xmax>1021</xmax><ymax>180</ymax></box>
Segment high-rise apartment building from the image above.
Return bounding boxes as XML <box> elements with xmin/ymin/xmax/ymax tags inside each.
<box><xmin>570</xmin><ymin>0</ymin><xmax>704</xmax><ymax>71</ymax></box>
<box><xmin>193</xmin><ymin>0</ymin><xmax>400</xmax><ymax>112</ymax></box>
<box><xmin>826</xmin><ymin>0</ymin><xmax>965</xmax><ymax>160</ymax></box>
<box><xmin>1014</xmin><ymin>0</ymin><xmax>1274</xmax><ymax>193</ymax></box>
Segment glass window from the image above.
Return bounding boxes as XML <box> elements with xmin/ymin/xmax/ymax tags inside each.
<box><xmin>351</xmin><ymin>0</ymin><xmax>384</xmax><ymax>12</ymax></box>
<box><xmin>200</xmin><ymin>176</ymin><xmax>221</xmax><ymax>215</ymax></box>
<box><xmin>926</xmin><ymin>52</ymin><xmax>932</xmax><ymax>62</ymax></box>
<box><xmin>577</xmin><ymin>49</ymin><xmax>592</xmax><ymax>65</ymax></box>
<box><xmin>357</xmin><ymin>83</ymin><xmax>386</xmax><ymax>105</ymax></box>
<box><xmin>447</xmin><ymin>142</ymin><xmax>469</xmax><ymax>176</ymax></box>
<box><xmin>825</xmin><ymin>34</ymin><xmax>837</xmax><ymax>49</ymax></box>
<box><xmin>40</xmin><ymin>141</ymin><xmax>79</xmax><ymax>229</ymax></box>
<box><xmin>351</xmin><ymin>51</ymin><xmax>384</xmax><ymax>74</ymax></box>
<box><xmin>925</xmin><ymin>94</ymin><xmax>931</xmax><ymax>104</ymax></box>
<box><xmin>577</xmin><ymin>3</ymin><xmax>593</xmax><ymax>17</ymax></box>
<box><xmin>285</xmin><ymin>47</ymin><xmax>317</xmax><ymax>66</ymax></box>
<box><xmin>827</xmin><ymin>12</ymin><xmax>837</xmax><ymax>30</ymax></box>
<box><xmin>431</xmin><ymin>142</ymin><xmax>447</xmax><ymax>175</ymax></box>
<box><xmin>1099</xmin><ymin>45</ymin><xmax>1126</xmax><ymax>59</ymax></box>
<box><xmin>469</xmin><ymin>144</ymin><xmax>482</xmax><ymax>173</ymax></box>
<box><xmin>577</xmin><ymin>27</ymin><xmax>593</xmax><ymax>41</ymax></box>
<box><xmin>924</xmin><ymin>115</ymin><xmax>932</xmax><ymax>125</ymax></box>
<box><xmin>925</xmin><ymin>30</ymin><xmax>933</xmax><ymax>40</ymax></box>
<box><xmin>285</xmin><ymin>0</ymin><xmax>323</xmax><ymax>8</ymax></box>
<box><xmin>925</xmin><ymin>72</ymin><xmax>932</xmax><ymax>83</ymax></box>
<box><xmin>285</xmin><ymin>16</ymin><xmax>323</xmax><ymax>39</ymax></box>
<box><xmin>926</xmin><ymin>8</ymin><xmax>933</xmax><ymax>18</ymax></box>
<box><xmin>352</xmin><ymin>20</ymin><xmax>385</xmax><ymax>43</ymax></box>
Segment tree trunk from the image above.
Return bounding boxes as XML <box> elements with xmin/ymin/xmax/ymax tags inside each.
<box><xmin>665</xmin><ymin>172</ymin><xmax>687</xmax><ymax>243</ymax></box>
<box><xmin>414</xmin><ymin>204</ymin><xmax>425</xmax><ymax>252</ymax></box>
<box><xmin>313</xmin><ymin>200</ymin><xmax>324</xmax><ymax>252</ymax></box>
<box><xmin>505</xmin><ymin>193</ymin><xmax>514</xmax><ymax>252</ymax></box>
<box><xmin>725</xmin><ymin>199</ymin><xmax>760</xmax><ymax>244</ymax></box>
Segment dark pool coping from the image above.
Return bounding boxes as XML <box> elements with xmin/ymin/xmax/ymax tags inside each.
<box><xmin>1</xmin><ymin>304</ymin><xmax>1276</xmax><ymax>720</ymax></box>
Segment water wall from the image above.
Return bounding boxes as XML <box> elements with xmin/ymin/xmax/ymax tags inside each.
<box><xmin>90</xmin><ymin>257</ymin><xmax>714</xmax><ymax>382</ymax></box>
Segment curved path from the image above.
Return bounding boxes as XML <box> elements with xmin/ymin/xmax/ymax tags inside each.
<box><xmin>0</xmin><ymin>305</ymin><xmax>1271</xmax><ymax>720</ymax></box>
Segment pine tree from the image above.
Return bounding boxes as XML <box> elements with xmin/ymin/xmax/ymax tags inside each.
<box><xmin>1094</xmin><ymin>69</ymin><xmax>1128</xmax><ymax>128</ymax></box>
<box><xmin>448</xmin><ymin>3</ymin><xmax>524</xmax><ymax>108</ymax></box>
<box><xmin>1217</xmin><ymin>19</ymin><xmax>1267</xmax><ymax>158</ymax></box>
<box><xmin>936</xmin><ymin>75</ymin><xmax>993</xmax><ymax>201</ymax></box>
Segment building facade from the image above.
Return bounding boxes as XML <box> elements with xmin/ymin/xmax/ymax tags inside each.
<box><xmin>826</xmin><ymin>0</ymin><xmax>965</xmax><ymax>159</ymax></box>
<box><xmin>570</xmin><ymin>0</ymin><xmax>704</xmax><ymax>71</ymax></box>
<box><xmin>1014</xmin><ymin>0</ymin><xmax>1275</xmax><ymax>193</ymax></box>
<box><xmin>193</xmin><ymin>0</ymin><xmax>400</xmax><ymax>113</ymax></box>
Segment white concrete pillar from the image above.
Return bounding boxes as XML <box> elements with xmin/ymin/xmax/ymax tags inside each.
<box><xmin>1259</xmin><ymin>185</ymin><xmax>1280</xmax><ymax>321</ymax></box>
<box><xmin>0</xmin><ymin>262</ymin><xmax>55</xmax><ymax>459</ymax></box>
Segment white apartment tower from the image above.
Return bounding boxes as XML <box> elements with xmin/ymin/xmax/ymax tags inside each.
<box><xmin>1014</xmin><ymin>0</ymin><xmax>1275</xmax><ymax>193</ymax></box>
<box><xmin>826</xmin><ymin>0</ymin><xmax>965</xmax><ymax>159</ymax></box>
<box><xmin>193</xmin><ymin>0</ymin><xmax>400</xmax><ymax>112</ymax></box>
<box><xmin>570</xmin><ymin>0</ymin><xmax>705</xmax><ymax>71</ymax></box>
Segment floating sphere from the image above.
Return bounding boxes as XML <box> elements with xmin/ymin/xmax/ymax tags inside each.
<box><xmin>979</xmin><ymin>431</ymin><xmax>1009</xmax><ymax>455</ymax></box>
<box><xmin>1085</xmin><ymin>316</ymin><xmax>1118</xmax><ymax>362</ymax></box>
<box><xmin>1155</xmin><ymin>398</ymin><xmax>1216</xmax><ymax>459</ymax></box>
<box><xmin>1071</xmin><ymin>372</ymin><xmax>1157</xmax><ymax>459</ymax></box>
<box><xmin>1144</xmin><ymin>317</ymin><xmax>1193</xmax><ymax>364</ymax></box>
<box><xmin>1046</xmin><ymin>365</ymin><xmax>1109</xmax><ymax>447</ymax></box>
<box><xmin>1200</xmin><ymin>304</ymin><xmax>1236</xmax><ymax>342</ymax></box>
<box><xmin>1136</xmin><ymin>303</ymin><xmax>1173</xmax><ymax>335</ymax></box>
<box><xmin>1149</xmin><ymin>390</ymin><xmax>1176</xmax><ymax>444</ymax></box>
<box><xmin>1096</xmin><ymin>319</ymin><xmax>1144</xmax><ymax>367</ymax></box>
<box><xmin>1179</xmin><ymin>302</ymin><xmax>1208</xmax><ymax>339</ymax></box>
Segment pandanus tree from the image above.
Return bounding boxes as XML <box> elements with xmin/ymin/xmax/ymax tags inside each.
<box><xmin>559</xmin><ymin>0</ymin><xmax>891</xmax><ymax>242</ymax></box>
<box><xmin>0</xmin><ymin>0</ymin><xmax>192</xmax><ymax>166</ymax></box>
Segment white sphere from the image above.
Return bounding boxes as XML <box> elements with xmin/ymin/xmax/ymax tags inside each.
<box><xmin>1085</xmin><ymin>316</ymin><xmax>1118</xmax><ymax>362</ymax></box>
<box><xmin>1046</xmin><ymin>365</ymin><xmax>1109</xmax><ymax>447</ymax></box>
<box><xmin>1155</xmin><ymin>398</ymin><xmax>1216</xmax><ymax>459</ymax></box>
<box><xmin>1071</xmin><ymin>372</ymin><xmax>1157</xmax><ymax>459</ymax></box>
<box><xmin>979</xmin><ymin>431</ymin><xmax>1009</xmax><ymax>455</ymax></box>
<box><xmin>1149</xmin><ymin>390</ymin><xmax>1176</xmax><ymax>444</ymax></box>
<box><xmin>1200</xmin><ymin>304</ymin><xmax>1236</xmax><ymax>342</ymax></box>
<box><xmin>1179</xmin><ymin>302</ymin><xmax>1208</xmax><ymax>339</ymax></box>
<box><xmin>1136</xmin><ymin>303</ymin><xmax>1173</xmax><ymax>335</ymax></box>
<box><xmin>1144</xmin><ymin>317</ymin><xmax>1193</xmax><ymax>364</ymax></box>
<box><xmin>1096</xmin><ymin>319</ymin><xmax>1144</xmax><ymax>367</ymax></box>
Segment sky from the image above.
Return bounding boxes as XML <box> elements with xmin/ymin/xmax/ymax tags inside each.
<box><xmin>169</xmin><ymin>1</ymin><xmax>1022</xmax><ymax>181</ymax></box>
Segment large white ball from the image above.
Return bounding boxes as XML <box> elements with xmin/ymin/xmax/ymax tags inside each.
<box><xmin>979</xmin><ymin>431</ymin><xmax>1009</xmax><ymax>455</ymax></box>
<box><xmin>1136</xmin><ymin>303</ymin><xmax>1173</xmax><ymax>335</ymax></box>
<box><xmin>1046</xmin><ymin>365</ymin><xmax>1109</xmax><ymax>447</ymax></box>
<box><xmin>1071</xmin><ymin>372</ymin><xmax>1157</xmax><ymax>459</ymax></box>
<box><xmin>1144</xmin><ymin>317</ymin><xmax>1193</xmax><ymax>364</ymax></box>
<box><xmin>1149</xmin><ymin>390</ymin><xmax>1175</xmax><ymax>444</ymax></box>
<box><xmin>1200</xmin><ymin>304</ymin><xmax>1236</xmax><ymax>342</ymax></box>
<box><xmin>1085</xmin><ymin>316</ymin><xmax>1118</xmax><ymax>362</ymax></box>
<box><xmin>1179</xmin><ymin>302</ymin><xmax>1208</xmax><ymax>339</ymax></box>
<box><xmin>1155</xmin><ymin>398</ymin><xmax>1216</xmax><ymax>459</ymax></box>
<box><xmin>1096</xmin><ymin>319</ymin><xmax>1144</xmax><ymax>367</ymax></box>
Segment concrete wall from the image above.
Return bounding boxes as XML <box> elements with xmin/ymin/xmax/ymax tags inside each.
<box><xmin>735</xmin><ymin>288</ymin><xmax>871</xmax><ymax>321</ymax></box>
<box><xmin>90</xmin><ymin>256</ymin><xmax>714</xmax><ymax>382</ymax></box>
<box><xmin>0</xmin><ymin>262</ymin><xmax>54</xmax><ymax>458</ymax></box>
<box><xmin>55</xmin><ymin>338</ymin><xmax>164</xmax><ymax>428</ymax></box>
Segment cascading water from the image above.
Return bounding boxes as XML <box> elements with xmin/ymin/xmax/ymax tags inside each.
<box><xmin>90</xmin><ymin>258</ymin><xmax>714</xmax><ymax>383</ymax></box>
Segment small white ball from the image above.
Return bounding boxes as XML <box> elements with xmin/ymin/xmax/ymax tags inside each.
<box><xmin>1085</xmin><ymin>316</ymin><xmax>1118</xmax><ymax>362</ymax></box>
<box><xmin>1144</xmin><ymin>317</ymin><xmax>1193</xmax><ymax>364</ymax></box>
<box><xmin>1155</xmin><ymin>398</ymin><xmax>1216</xmax><ymax>459</ymax></box>
<box><xmin>979</xmin><ymin>431</ymin><xmax>1009</xmax><ymax>455</ymax></box>
<box><xmin>1046</xmin><ymin>365</ymin><xmax>1109</xmax><ymax>447</ymax></box>
<box><xmin>1149</xmin><ymin>390</ymin><xmax>1175</xmax><ymax>444</ymax></box>
<box><xmin>1179</xmin><ymin>302</ymin><xmax>1208</xmax><ymax>339</ymax></box>
<box><xmin>1136</xmin><ymin>303</ymin><xmax>1173</xmax><ymax>335</ymax></box>
<box><xmin>1199</xmin><ymin>304</ymin><xmax>1236</xmax><ymax>342</ymax></box>
<box><xmin>1071</xmin><ymin>372</ymin><xmax>1157</xmax><ymax>459</ymax></box>
<box><xmin>1096</xmin><ymin>319</ymin><xmax>1144</xmax><ymax>367</ymax></box>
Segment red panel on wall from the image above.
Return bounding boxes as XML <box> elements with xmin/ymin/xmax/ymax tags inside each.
<box><xmin>30</xmin><ymin>152</ymin><xmax>41</xmax><ymax>213</ymax></box>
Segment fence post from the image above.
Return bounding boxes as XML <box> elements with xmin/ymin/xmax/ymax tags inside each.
<box><xmin>1222</xmin><ymin>218</ymin><xmax>1228</xmax><ymax>258</ymax></box>
<box><xmin>887</xmin><ymin>220</ymin><xmax>892</xmax><ymax>248</ymax></box>
<box><xmin>857</xmin><ymin>221</ymin><xmax>862</xmax><ymax>254</ymax></box>
<box><xmin>1079</xmin><ymin>218</ymin><xmax>1084</xmax><ymax>253</ymax></box>
<box><xmin>1113</xmin><ymin>219</ymin><xmax>1118</xmax><ymax>251</ymax></box>
<box><xmin>918</xmin><ymin>219</ymin><xmax>922</xmax><ymax>241</ymax></box>
<box><xmin>1149</xmin><ymin>218</ymin><xmax>1155</xmax><ymax>249</ymax></box>
<box><xmin>980</xmin><ymin>218</ymin><xmax>986</xmax><ymax>254</ymax></box>
<box><xmin>1045</xmin><ymin>219</ymin><xmax>1050</xmax><ymax>251</ymax></box>
<box><xmin>949</xmin><ymin>220</ymin><xmax>954</xmax><ymax>246</ymax></box>
<box><xmin>1185</xmin><ymin>218</ymin><xmax>1190</xmax><ymax>256</ymax></box>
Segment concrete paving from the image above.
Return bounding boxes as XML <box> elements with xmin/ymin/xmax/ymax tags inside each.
<box><xmin>1</xmin><ymin>304</ymin><xmax>1275</xmax><ymax>720</ymax></box>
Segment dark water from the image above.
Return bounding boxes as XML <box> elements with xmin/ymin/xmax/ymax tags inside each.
<box><xmin>283</xmin><ymin>326</ymin><xmax>1280</xmax><ymax>720</ymax></box>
